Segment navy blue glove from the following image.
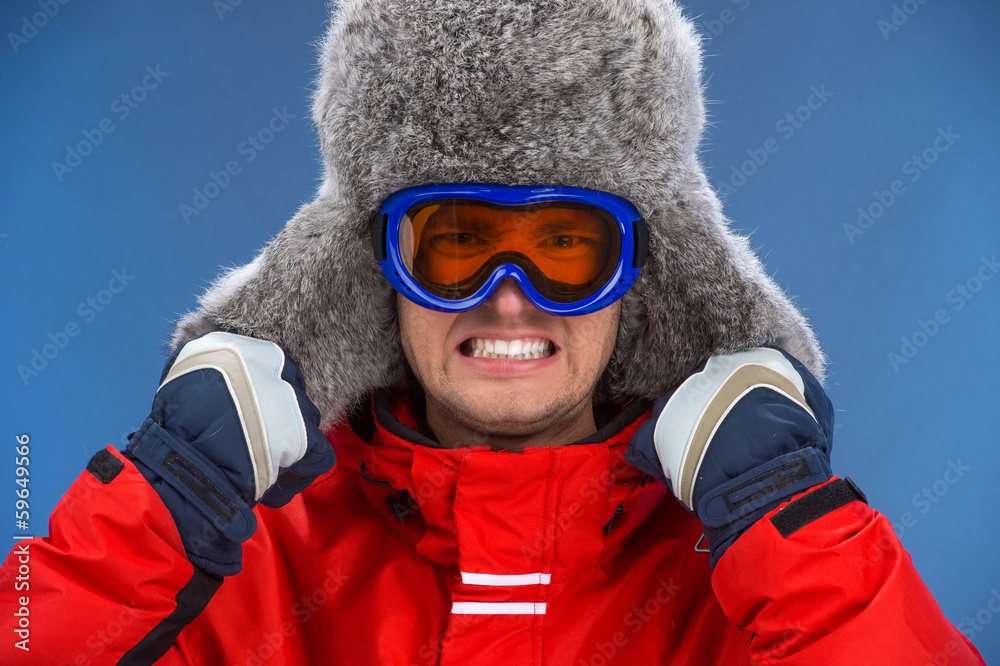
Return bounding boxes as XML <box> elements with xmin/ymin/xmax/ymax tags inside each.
<box><xmin>126</xmin><ymin>332</ymin><xmax>337</xmax><ymax>576</ymax></box>
<box><xmin>627</xmin><ymin>347</ymin><xmax>836</xmax><ymax>567</ymax></box>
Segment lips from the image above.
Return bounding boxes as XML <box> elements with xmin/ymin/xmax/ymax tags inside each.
<box><xmin>460</xmin><ymin>337</ymin><xmax>555</xmax><ymax>360</ymax></box>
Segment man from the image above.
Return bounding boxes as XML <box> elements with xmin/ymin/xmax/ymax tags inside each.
<box><xmin>0</xmin><ymin>0</ymin><xmax>985</xmax><ymax>664</ymax></box>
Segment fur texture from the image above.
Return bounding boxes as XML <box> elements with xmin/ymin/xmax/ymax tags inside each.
<box><xmin>172</xmin><ymin>0</ymin><xmax>825</xmax><ymax>427</ymax></box>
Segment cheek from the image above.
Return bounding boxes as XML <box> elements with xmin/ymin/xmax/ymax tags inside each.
<box><xmin>397</xmin><ymin>296</ymin><xmax>454</xmax><ymax>371</ymax></box>
<box><xmin>397</xmin><ymin>297</ymin><xmax>427</xmax><ymax>370</ymax></box>
<box><xmin>598</xmin><ymin>304</ymin><xmax>621</xmax><ymax>362</ymax></box>
<box><xmin>568</xmin><ymin>304</ymin><xmax>620</xmax><ymax>371</ymax></box>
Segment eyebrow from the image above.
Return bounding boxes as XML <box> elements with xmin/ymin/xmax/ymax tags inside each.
<box><xmin>533</xmin><ymin>220</ymin><xmax>580</xmax><ymax>233</ymax></box>
<box><xmin>528</xmin><ymin>218</ymin><xmax>605</xmax><ymax>240</ymax></box>
<box><xmin>422</xmin><ymin>206</ymin><xmax>605</xmax><ymax>239</ymax></box>
<box><xmin>423</xmin><ymin>207</ymin><xmax>500</xmax><ymax>232</ymax></box>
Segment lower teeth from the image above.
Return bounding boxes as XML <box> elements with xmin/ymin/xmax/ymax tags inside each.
<box><xmin>471</xmin><ymin>349</ymin><xmax>549</xmax><ymax>360</ymax></box>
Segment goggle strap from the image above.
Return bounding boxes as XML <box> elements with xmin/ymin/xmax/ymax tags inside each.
<box><xmin>632</xmin><ymin>219</ymin><xmax>649</xmax><ymax>268</ymax></box>
<box><xmin>372</xmin><ymin>213</ymin><xmax>389</xmax><ymax>262</ymax></box>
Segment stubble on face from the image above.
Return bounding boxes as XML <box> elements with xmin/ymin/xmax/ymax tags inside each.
<box><xmin>398</xmin><ymin>291</ymin><xmax>620</xmax><ymax>451</ymax></box>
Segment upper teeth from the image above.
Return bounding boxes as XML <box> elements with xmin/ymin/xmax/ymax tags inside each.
<box><xmin>468</xmin><ymin>338</ymin><xmax>553</xmax><ymax>360</ymax></box>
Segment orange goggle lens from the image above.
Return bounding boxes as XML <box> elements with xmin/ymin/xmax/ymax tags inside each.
<box><xmin>398</xmin><ymin>199</ymin><xmax>622</xmax><ymax>304</ymax></box>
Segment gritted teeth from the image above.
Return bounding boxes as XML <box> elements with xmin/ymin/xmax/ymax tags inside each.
<box><xmin>462</xmin><ymin>337</ymin><xmax>555</xmax><ymax>360</ymax></box>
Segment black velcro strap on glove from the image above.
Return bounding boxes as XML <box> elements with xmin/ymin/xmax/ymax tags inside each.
<box><xmin>128</xmin><ymin>416</ymin><xmax>257</xmax><ymax>544</ymax></box>
<box><xmin>699</xmin><ymin>447</ymin><xmax>833</xmax><ymax>567</ymax></box>
<box><xmin>770</xmin><ymin>477</ymin><xmax>868</xmax><ymax>538</ymax></box>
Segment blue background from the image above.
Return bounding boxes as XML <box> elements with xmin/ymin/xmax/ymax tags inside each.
<box><xmin>2</xmin><ymin>0</ymin><xmax>998</xmax><ymax>660</ymax></box>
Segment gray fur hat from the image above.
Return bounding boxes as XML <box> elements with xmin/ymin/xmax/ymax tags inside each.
<box><xmin>171</xmin><ymin>0</ymin><xmax>825</xmax><ymax>428</ymax></box>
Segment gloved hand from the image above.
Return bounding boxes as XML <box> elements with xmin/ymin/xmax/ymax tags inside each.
<box><xmin>627</xmin><ymin>347</ymin><xmax>844</xmax><ymax>567</ymax></box>
<box><xmin>125</xmin><ymin>332</ymin><xmax>337</xmax><ymax>576</ymax></box>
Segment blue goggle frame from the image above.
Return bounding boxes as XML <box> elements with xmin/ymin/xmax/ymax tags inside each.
<box><xmin>372</xmin><ymin>184</ymin><xmax>647</xmax><ymax>316</ymax></box>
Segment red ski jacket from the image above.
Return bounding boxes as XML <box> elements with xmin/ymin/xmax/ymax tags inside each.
<box><xmin>0</xmin><ymin>394</ymin><xmax>985</xmax><ymax>664</ymax></box>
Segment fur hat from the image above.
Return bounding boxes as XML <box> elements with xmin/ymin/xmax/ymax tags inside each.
<box><xmin>171</xmin><ymin>0</ymin><xmax>825</xmax><ymax>428</ymax></box>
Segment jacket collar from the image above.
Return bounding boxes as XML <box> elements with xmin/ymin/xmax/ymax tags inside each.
<box><xmin>328</xmin><ymin>392</ymin><xmax>668</xmax><ymax>581</ymax></box>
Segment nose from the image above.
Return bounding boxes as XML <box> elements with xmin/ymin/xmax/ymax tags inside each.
<box><xmin>485</xmin><ymin>277</ymin><xmax>537</xmax><ymax>319</ymax></box>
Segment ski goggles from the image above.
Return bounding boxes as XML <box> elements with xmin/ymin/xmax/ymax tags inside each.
<box><xmin>372</xmin><ymin>184</ymin><xmax>648</xmax><ymax>316</ymax></box>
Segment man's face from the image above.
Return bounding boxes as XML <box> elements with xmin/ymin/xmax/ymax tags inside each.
<box><xmin>398</xmin><ymin>279</ymin><xmax>619</xmax><ymax>447</ymax></box>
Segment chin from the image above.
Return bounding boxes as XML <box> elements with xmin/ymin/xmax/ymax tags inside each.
<box><xmin>458</xmin><ymin>392</ymin><xmax>565</xmax><ymax>432</ymax></box>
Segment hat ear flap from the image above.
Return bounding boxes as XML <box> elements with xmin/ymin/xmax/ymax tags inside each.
<box><xmin>170</xmin><ymin>198</ymin><xmax>409</xmax><ymax>428</ymax></box>
<box><xmin>601</xmin><ymin>170</ymin><xmax>825</xmax><ymax>402</ymax></box>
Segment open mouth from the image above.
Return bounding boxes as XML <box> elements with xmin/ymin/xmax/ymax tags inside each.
<box><xmin>460</xmin><ymin>337</ymin><xmax>555</xmax><ymax>360</ymax></box>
